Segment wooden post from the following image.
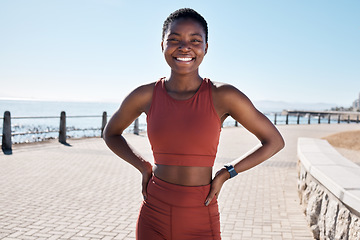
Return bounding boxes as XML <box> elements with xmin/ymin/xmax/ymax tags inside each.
<box><xmin>59</xmin><ymin>111</ymin><xmax>67</xmax><ymax>144</ymax></box>
<box><xmin>134</xmin><ymin>118</ymin><xmax>139</xmax><ymax>135</ymax></box>
<box><xmin>308</xmin><ymin>114</ymin><xmax>311</xmax><ymax>124</ymax></box>
<box><xmin>274</xmin><ymin>114</ymin><xmax>277</xmax><ymax>125</ymax></box>
<box><xmin>297</xmin><ymin>114</ymin><xmax>300</xmax><ymax>125</ymax></box>
<box><xmin>328</xmin><ymin>114</ymin><xmax>331</xmax><ymax>124</ymax></box>
<box><xmin>2</xmin><ymin>111</ymin><xmax>12</xmax><ymax>154</ymax></box>
<box><xmin>318</xmin><ymin>114</ymin><xmax>321</xmax><ymax>124</ymax></box>
<box><xmin>338</xmin><ymin>115</ymin><xmax>341</xmax><ymax>124</ymax></box>
<box><xmin>348</xmin><ymin>115</ymin><xmax>350</xmax><ymax>124</ymax></box>
<box><xmin>285</xmin><ymin>114</ymin><xmax>289</xmax><ymax>125</ymax></box>
<box><xmin>235</xmin><ymin>121</ymin><xmax>238</xmax><ymax>127</ymax></box>
<box><xmin>101</xmin><ymin>111</ymin><xmax>107</xmax><ymax>138</ymax></box>
<box><xmin>357</xmin><ymin>115</ymin><xmax>359</xmax><ymax>124</ymax></box>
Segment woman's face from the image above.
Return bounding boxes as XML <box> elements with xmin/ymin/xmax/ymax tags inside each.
<box><xmin>162</xmin><ymin>18</ymin><xmax>208</xmax><ymax>76</ymax></box>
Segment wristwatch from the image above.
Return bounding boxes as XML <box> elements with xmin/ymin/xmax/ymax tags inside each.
<box><xmin>224</xmin><ymin>164</ymin><xmax>238</xmax><ymax>178</ymax></box>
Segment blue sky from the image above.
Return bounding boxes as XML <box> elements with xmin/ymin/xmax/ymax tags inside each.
<box><xmin>0</xmin><ymin>0</ymin><xmax>359</xmax><ymax>107</ymax></box>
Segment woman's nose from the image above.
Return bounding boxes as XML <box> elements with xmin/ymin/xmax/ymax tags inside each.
<box><xmin>179</xmin><ymin>41</ymin><xmax>191</xmax><ymax>50</ymax></box>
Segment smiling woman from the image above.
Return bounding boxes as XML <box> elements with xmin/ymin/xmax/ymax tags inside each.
<box><xmin>103</xmin><ymin>8</ymin><xmax>284</xmax><ymax>240</ymax></box>
<box><xmin>161</xmin><ymin>17</ymin><xmax>208</xmax><ymax>81</ymax></box>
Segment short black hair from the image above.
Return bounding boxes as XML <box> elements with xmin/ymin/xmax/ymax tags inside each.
<box><xmin>162</xmin><ymin>8</ymin><xmax>208</xmax><ymax>43</ymax></box>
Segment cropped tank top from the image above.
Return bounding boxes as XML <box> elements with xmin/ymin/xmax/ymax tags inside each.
<box><xmin>146</xmin><ymin>78</ymin><xmax>221</xmax><ymax>167</ymax></box>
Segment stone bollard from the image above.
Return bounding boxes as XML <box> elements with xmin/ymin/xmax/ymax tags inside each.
<box><xmin>134</xmin><ymin>118</ymin><xmax>139</xmax><ymax>135</ymax></box>
<box><xmin>59</xmin><ymin>111</ymin><xmax>67</xmax><ymax>144</ymax></box>
<box><xmin>101</xmin><ymin>111</ymin><xmax>107</xmax><ymax>138</ymax></box>
<box><xmin>2</xmin><ymin>111</ymin><xmax>12</xmax><ymax>154</ymax></box>
<box><xmin>274</xmin><ymin>113</ymin><xmax>277</xmax><ymax>125</ymax></box>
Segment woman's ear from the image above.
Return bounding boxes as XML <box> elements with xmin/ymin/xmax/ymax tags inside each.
<box><xmin>205</xmin><ymin>42</ymin><xmax>208</xmax><ymax>55</ymax></box>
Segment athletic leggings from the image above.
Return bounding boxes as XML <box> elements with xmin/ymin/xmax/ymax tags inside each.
<box><xmin>136</xmin><ymin>175</ymin><xmax>221</xmax><ymax>240</ymax></box>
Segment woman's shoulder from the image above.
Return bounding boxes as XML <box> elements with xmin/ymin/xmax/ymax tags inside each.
<box><xmin>121</xmin><ymin>80</ymin><xmax>159</xmax><ymax>114</ymax></box>
<box><xmin>210</xmin><ymin>80</ymin><xmax>248</xmax><ymax>100</ymax></box>
<box><xmin>130</xmin><ymin>80</ymin><xmax>159</xmax><ymax>98</ymax></box>
<box><xmin>209</xmin><ymin>80</ymin><xmax>257</xmax><ymax>117</ymax></box>
<box><xmin>123</xmin><ymin>80</ymin><xmax>157</xmax><ymax>104</ymax></box>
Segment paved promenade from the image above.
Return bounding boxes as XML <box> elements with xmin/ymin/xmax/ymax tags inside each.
<box><xmin>1</xmin><ymin>124</ymin><xmax>359</xmax><ymax>240</ymax></box>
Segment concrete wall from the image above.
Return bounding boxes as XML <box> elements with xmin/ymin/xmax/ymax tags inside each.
<box><xmin>297</xmin><ymin>138</ymin><xmax>360</xmax><ymax>240</ymax></box>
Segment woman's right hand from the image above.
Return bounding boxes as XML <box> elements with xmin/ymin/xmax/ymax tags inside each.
<box><xmin>141</xmin><ymin>161</ymin><xmax>153</xmax><ymax>201</ymax></box>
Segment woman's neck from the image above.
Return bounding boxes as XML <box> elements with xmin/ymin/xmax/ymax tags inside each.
<box><xmin>167</xmin><ymin>72</ymin><xmax>203</xmax><ymax>92</ymax></box>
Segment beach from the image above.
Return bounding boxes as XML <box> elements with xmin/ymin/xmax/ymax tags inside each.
<box><xmin>322</xmin><ymin>130</ymin><xmax>360</xmax><ymax>165</ymax></box>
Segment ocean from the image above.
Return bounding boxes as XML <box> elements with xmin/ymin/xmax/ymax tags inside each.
<box><xmin>0</xmin><ymin>100</ymin><xmax>122</xmax><ymax>144</ymax></box>
<box><xmin>0</xmin><ymin>99</ymin><xmax>337</xmax><ymax>144</ymax></box>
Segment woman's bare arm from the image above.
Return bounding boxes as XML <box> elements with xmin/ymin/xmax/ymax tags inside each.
<box><xmin>205</xmin><ymin>83</ymin><xmax>285</xmax><ymax>205</ymax></box>
<box><xmin>103</xmin><ymin>83</ymin><xmax>154</xmax><ymax>199</ymax></box>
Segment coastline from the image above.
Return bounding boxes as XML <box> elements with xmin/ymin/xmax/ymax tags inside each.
<box><xmin>6</xmin><ymin>125</ymin><xmax>360</xmax><ymax>165</ymax></box>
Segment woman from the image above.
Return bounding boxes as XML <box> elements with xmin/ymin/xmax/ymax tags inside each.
<box><xmin>103</xmin><ymin>8</ymin><xmax>284</xmax><ymax>240</ymax></box>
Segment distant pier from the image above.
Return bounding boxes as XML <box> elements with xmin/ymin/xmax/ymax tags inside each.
<box><xmin>281</xmin><ymin>110</ymin><xmax>360</xmax><ymax>122</ymax></box>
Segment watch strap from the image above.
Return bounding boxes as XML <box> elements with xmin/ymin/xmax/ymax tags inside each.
<box><xmin>224</xmin><ymin>164</ymin><xmax>238</xmax><ymax>178</ymax></box>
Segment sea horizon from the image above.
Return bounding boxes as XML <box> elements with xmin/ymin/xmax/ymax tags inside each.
<box><xmin>0</xmin><ymin>98</ymin><xmax>342</xmax><ymax>115</ymax></box>
<box><xmin>2</xmin><ymin>99</ymin><xmax>356</xmax><ymax>145</ymax></box>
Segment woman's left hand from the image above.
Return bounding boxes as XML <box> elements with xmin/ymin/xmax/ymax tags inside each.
<box><xmin>204</xmin><ymin>168</ymin><xmax>230</xmax><ymax>206</ymax></box>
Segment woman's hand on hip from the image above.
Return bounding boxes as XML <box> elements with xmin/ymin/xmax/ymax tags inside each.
<box><xmin>141</xmin><ymin>161</ymin><xmax>153</xmax><ymax>201</ymax></box>
<box><xmin>205</xmin><ymin>168</ymin><xmax>230</xmax><ymax>206</ymax></box>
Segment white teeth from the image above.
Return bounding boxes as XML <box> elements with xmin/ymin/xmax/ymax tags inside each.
<box><xmin>176</xmin><ymin>57</ymin><xmax>193</xmax><ymax>61</ymax></box>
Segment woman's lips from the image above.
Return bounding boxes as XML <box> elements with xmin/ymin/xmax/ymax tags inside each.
<box><xmin>175</xmin><ymin>57</ymin><xmax>194</xmax><ymax>62</ymax></box>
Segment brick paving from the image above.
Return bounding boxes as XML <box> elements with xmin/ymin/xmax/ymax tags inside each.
<box><xmin>1</xmin><ymin>124</ymin><xmax>359</xmax><ymax>239</ymax></box>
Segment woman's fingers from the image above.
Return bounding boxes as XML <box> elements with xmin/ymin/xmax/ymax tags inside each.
<box><xmin>204</xmin><ymin>186</ymin><xmax>218</xmax><ymax>206</ymax></box>
<box><xmin>141</xmin><ymin>162</ymin><xmax>153</xmax><ymax>200</ymax></box>
<box><xmin>205</xmin><ymin>168</ymin><xmax>229</xmax><ymax>206</ymax></box>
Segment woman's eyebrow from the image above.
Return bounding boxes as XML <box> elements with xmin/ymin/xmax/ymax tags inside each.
<box><xmin>190</xmin><ymin>33</ymin><xmax>203</xmax><ymax>37</ymax></box>
<box><xmin>168</xmin><ymin>32</ymin><xmax>180</xmax><ymax>36</ymax></box>
<box><xmin>168</xmin><ymin>32</ymin><xmax>203</xmax><ymax>37</ymax></box>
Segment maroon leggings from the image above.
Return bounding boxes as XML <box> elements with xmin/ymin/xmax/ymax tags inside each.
<box><xmin>136</xmin><ymin>176</ymin><xmax>221</xmax><ymax>240</ymax></box>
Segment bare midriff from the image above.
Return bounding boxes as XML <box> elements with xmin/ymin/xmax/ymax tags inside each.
<box><xmin>154</xmin><ymin>164</ymin><xmax>213</xmax><ymax>186</ymax></box>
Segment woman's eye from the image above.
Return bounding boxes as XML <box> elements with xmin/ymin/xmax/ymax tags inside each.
<box><xmin>167</xmin><ymin>39</ymin><xmax>178</xmax><ymax>42</ymax></box>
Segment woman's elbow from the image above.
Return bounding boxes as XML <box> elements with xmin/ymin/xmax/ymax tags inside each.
<box><xmin>275</xmin><ymin>134</ymin><xmax>285</xmax><ymax>152</ymax></box>
<box><xmin>102</xmin><ymin>125</ymin><xmax>113</xmax><ymax>144</ymax></box>
<box><xmin>262</xmin><ymin>134</ymin><xmax>285</xmax><ymax>154</ymax></box>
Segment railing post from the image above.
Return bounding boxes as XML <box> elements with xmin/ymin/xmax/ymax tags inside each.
<box><xmin>297</xmin><ymin>114</ymin><xmax>300</xmax><ymax>125</ymax></box>
<box><xmin>308</xmin><ymin>114</ymin><xmax>311</xmax><ymax>124</ymax></box>
<box><xmin>328</xmin><ymin>114</ymin><xmax>331</xmax><ymax>124</ymax></box>
<box><xmin>338</xmin><ymin>115</ymin><xmax>341</xmax><ymax>124</ymax></box>
<box><xmin>318</xmin><ymin>114</ymin><xmax>321</xmax><ymax>124</ymax></box>
<box><xmin>348</xmin><ymin>115</ymin><xmax>350</xmax><ymax>124</ymax></box>
<box><xmin>357</xmin><ymin>115</ymin><xmax>359</xmax><ymax>124</ymax></box>
<box><xmin>101</xmin><ymin>111</ymin><xmax>107</xmax><ymax>138</ymax></box>
<box><xmin>134</xmin><ymin>118</ymin><xmax>139</xmax><ymax>135</ymax></box>
<box><xmin>2</xmin><ymin>111</ymin><xmax>12</xmax><ymax>154</ymax></box>
<box><xmin>285</xmin><ymin>114</ymin><xmax>289</xmax><ymax>125</ymax></box>
<box><xmin>235</xmin><ymin>121</ymin><xmax>238</xmax><ymax>127</ymax></box>
<box><xmin>59</xmin><ymin>111</ymin><xmax>67</xmax><ymax>144</ymax></box>
<box><xmin>274</xmin><ymin>113</ymin><xmax>277</xmax><ymax>125</ymax></box>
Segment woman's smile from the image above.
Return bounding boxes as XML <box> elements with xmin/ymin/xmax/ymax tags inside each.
<box><xmin>176</xmin><ymin>57</ymin><xmax>194</xmax><ymax>62</ymax></box>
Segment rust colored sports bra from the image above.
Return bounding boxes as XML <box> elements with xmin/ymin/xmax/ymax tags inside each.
<box><xmin>146</xmin><ymin>78</ymin><xmax>221</xmax><ymax>167</ymax></box>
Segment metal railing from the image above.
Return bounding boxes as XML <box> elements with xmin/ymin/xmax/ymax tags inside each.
<box><xmin>2</xmin><ymin>110</ymin><xmax>359</xmax><ymax>154</ymax></box>
<box><xmin>1</xmin><ymin>111</ymin><xmax>142</xmax><ymax>154</ymax></box>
